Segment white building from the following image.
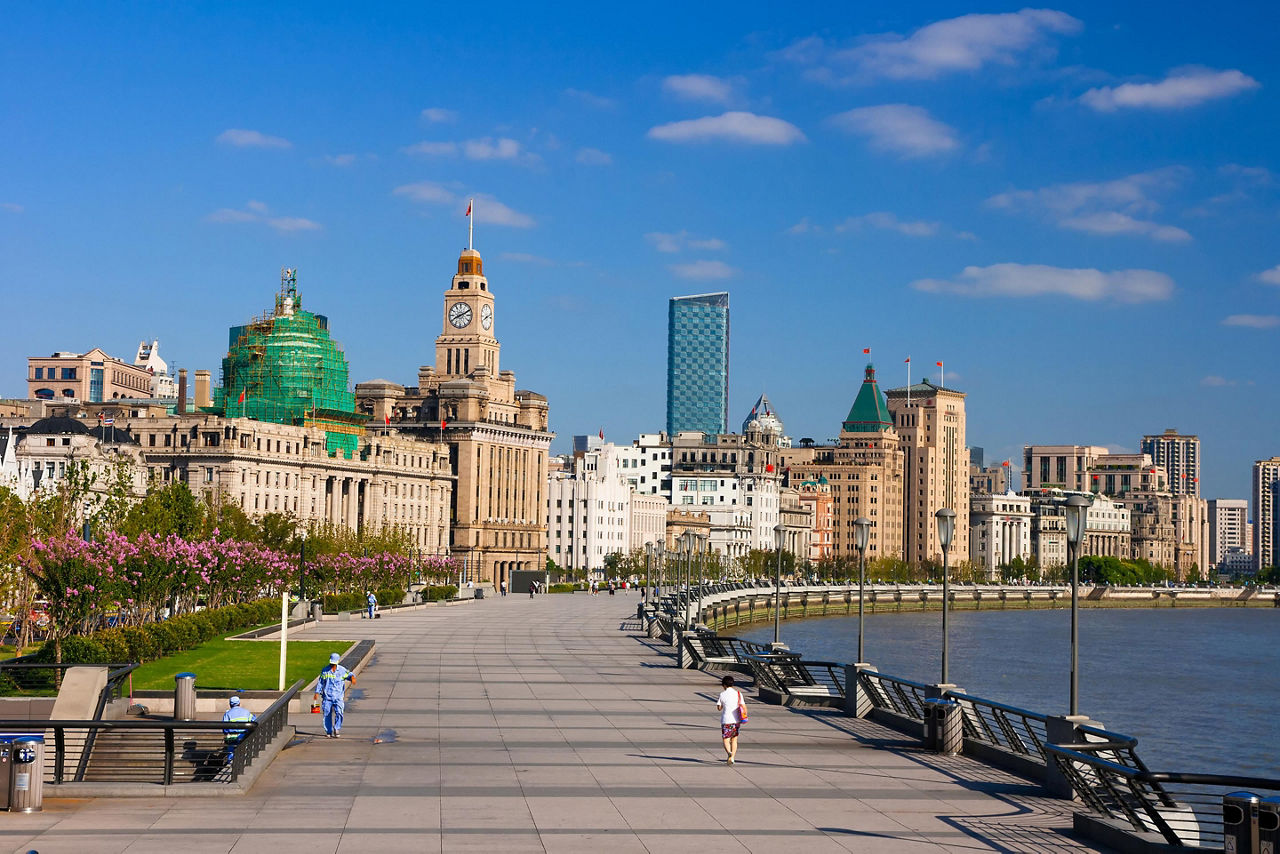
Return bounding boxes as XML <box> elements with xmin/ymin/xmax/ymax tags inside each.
<box><xmin>618</xmin><ymin>432</ymin><xmax>672</xmax><ymax>496</ymax></box>
<box><xmin>629</xmin><ymin>492</ymin><xmax>667</xmax><ymax>553</ymax></box>
<box><xmin>1253</xmin><ymin>457</ymin><xmax>1280</xmax><ymax>572</ymax></box>
<box><xmin>969</xmin><ymin>493</ymin><xmax>1033</xmax><ymax>578</ymax></box>
<box><xmin>546</xmin><ymin>441</ymin><xmax>634</xmax><ymax>573</ymax></box>
<box><xmin>133</xmin><ymin>340</ymin><xmax>178</xmax><ymax>399</ymax></box>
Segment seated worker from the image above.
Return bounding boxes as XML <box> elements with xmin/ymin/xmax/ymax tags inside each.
<box><xmin>221</xmin><ymin>696</ymin><xmax>256</xmax><ymax>760</ymax></box>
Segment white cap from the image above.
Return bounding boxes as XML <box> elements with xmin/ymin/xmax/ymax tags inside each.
<box><xmin>229</xmin><ymin>696</ymin><xmax>240</xmax><ymax>706</ymax></box>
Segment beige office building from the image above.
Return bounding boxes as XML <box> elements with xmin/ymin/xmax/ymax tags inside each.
<box><xmin>28</xmin><ymin>349</ymin><xmax>154</xmax><ymax>403</ymax></box>
<box><xmin>790</xmin><ymin>364</ymin><xmax>905</xmax><ymax>561</ymax></box>
<box><xmin>884</xmin><ymin>379</ymin><xmax>970</xmax><ymax>566</ymax></box>
<box><xmin>355</xmin><ymin>247</ymin><xmax>553</xmax><ymax>586</ymax></box>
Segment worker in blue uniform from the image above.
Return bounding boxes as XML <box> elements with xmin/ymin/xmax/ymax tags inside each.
<box><xmin>315</xmin><ymin>652</ymin><xmax>356</xmax><ymax>738</ymax></box>
<box><xmin>221</xmin><ymin>696</ymin><xmax>256</xmax><ymax>762</ymax></box>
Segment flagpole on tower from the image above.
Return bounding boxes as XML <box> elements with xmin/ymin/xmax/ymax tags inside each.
<box><xmin>906</xmin><ymin>357</ymin><xmax>911</xmax><ymax>408</ymax></box>
<box><xmin>467</xmin><ymin>198</ymin><xmax>474</xmax><ymax>250</ymax></box>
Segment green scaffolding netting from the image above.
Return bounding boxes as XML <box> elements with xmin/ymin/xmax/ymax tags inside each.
<box><xmin>213</xmin><ymin>288</ymin><xmax>361</xmax><ymax>456</ymax></box>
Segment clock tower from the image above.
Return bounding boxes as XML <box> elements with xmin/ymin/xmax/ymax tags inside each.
<box><xmin>435</xmin><ymin>248</ymin><xmax>498</xmax><ymax>379</ymax></box>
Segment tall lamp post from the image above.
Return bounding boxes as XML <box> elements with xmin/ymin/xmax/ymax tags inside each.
<box><xmin>644</xmin><ymin>542</ymin><xmax>653</xmax><ymax>602</ymax></box>
<box><xmin>853</xmin><ymin>517</ymin><xmax>871</xmax><ymax>664</ymax></box>
<box><xmin>299</xmin><ymin>529</ymin><xmax>308</xmax><ymax>608</ymax></box>
<box><xmin>656</xmin><ymin>543</ymin><xmax>665</xmax><ymax>597</ymax></box>
<box><xmin>1064</xmin><ymin>495</ymin><xmax>1091</xmax><ymax>716</ymax></box>
<box><xmin>772</xmin><ymin>523</ymin><xmax>786</xmax><ymax>650</ymax></box>
<box><xmin>934</xmin><ymin>508</ymin><xmax>956</xmax><ymax>685</ymax></box>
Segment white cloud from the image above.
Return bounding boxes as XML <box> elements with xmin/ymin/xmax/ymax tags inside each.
<box><xmin>1080</xmin><ymin>67</ymin><xmax>1259</xmax><ymax>112</ymax></box>
<box><xmin>216</xmin><ymin>128</ymin><xmax>292</xmax><ymax>149</ymax></box>
<box><xmin>392</xmin><ymin>181</ymin><xmax>456</xmax><ymax>205</ymax></box>
<box><xmin>836</xmin><ymin>211</ymin><xmax>941</xmax><ymax>237</ymax></box>
<box><xmin>321</xmin><ymin>153</ymin><xmax>357</xmax><ymax>167</ymax></box>
<box><xmin>266</xmin><ymin>216</ymin><xmax>321</xmax><ymax>232</ymax></box>
<box><xmin>470</xmin><ymin>195</ymin><xmax>535</xmax><ymax>228</ymax></box>
<box><xmin>564</xmin><ymin>89</ymin><xmax>615</xmax><ymax>109</ymax></box>
<box><xmin>645</xmin><ymin>231</ymin><xmax>726</xmax><ymax>253</ymax></box>
<box><xmin>912</xmin><ymin>263</ymin><xmax>1174</xmax><ymax>303</ymax></box>
<box><xmin>403</xmin><ymin>141</ymin><xmax>458</xmax><ymax>156</ymax></box>
<box><xmin>462</xmin><ymin>137</ymin><xmax>525</xmax><ymax>160</ymax></box>
<box><xmin>421</xmin><ymin>107</ymin><xmax>457</xmax><ymax>123</ymax></box>
<box><xmin>1</xmin><ymin>202</ymin><xmax>23</xmax><ymax>213</ymax></box>
<box><xmin>206</xmin><ymin>201</ymin><xmax>320</xmax><ymax>232</ymax></box>
<box><xmin>670</xmin><ymin>259</ymin><xmax>735</xmax><ymax>280</ymax></box>
<box><xmin>777</xmin><ymin>10</ymin><xmax>1081</xmax><ymax>83</ymax></box>
<box><xmin>575</xmin><ymin>147</ymin><xmax>613</xmax><ymax>166</ymax></box>
<box><xmin>785</xmin><ymin>218</ymin><xmax>819</xmax><ymax>235</ymax></box>
<box><xmin>662</xmin><ymin>74</ymin><xmax>734</xmax><ymax>103</ymax></box>
<box><xmin>1257</xmin><ymin>265</ymin><xmax>1280</xmax><ymax>285</ymax></box>
<box><xmin>647</xmin><ymin>111</ymin><xmax>805</xmax><ymax>145</ymax></box>
<box><xmin>1222</xmin><ymin>314</ymin><xmax>1280</xmax><ymax>329</ymax></box>
<box><xmin>987</xmin><ymin>168</ymin><xmax>1192</xmax><ymax>241</ymax></box>
<box><xmin>1058</xmin><ymin>212</ymin><xmax>1191</xmax><ymax>241</ymax></box>
<box><xmin>830</xmin><ymin>104</ymin><xmax>958</xmax><ymax>158</ymax></box>
<box><xmin>1200</xmin><ymin>375</ymin><xmax>1236</xmax><ymax>387</ymax></box>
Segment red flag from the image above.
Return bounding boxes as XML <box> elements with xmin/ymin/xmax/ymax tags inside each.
<box><xmin>1001</xmin><ymin>461</ymin><xmax>1010</xmax><ymax>467</ymax></box>
<box><xmin>904</xmin><ymin>357</ymin><xmax>910</xmax><ymax>363</ymax></box>
<box><xmin>465</xmin><ymin>201</ymin><xmax>472</xmax><ymax>216</ymax></box>
<box><xmin>863</xmin><ymin>348</ymin><xmax>870</xmax><ymax>354</ymax></box>
<box><xmin>385</xmin><ymin>414</ymin><xmax>391</xmax><ymax>426</ymax></box>
<box><xmin>599</xmin><ymin>427</ymin><xmax>604</xmax><ymax>440</ymax></box>
<box><xmin>440</xmin><ymin>419</ymin><xmax>447</xmax><ymax>431</ymax></box>
<box><xmin>237</xmin><ymin>389</ymin><xmax>246</xmax><ymax>404</ymax></box>
<box><xmin>936</xmin><ymin>361</ymin><xmax>943</xmax><ymax>367</ymax></box>
<box><xmin>765</xmin><ymin>463</ymin><xmax>775</xmax><ymax>473</ymax></box>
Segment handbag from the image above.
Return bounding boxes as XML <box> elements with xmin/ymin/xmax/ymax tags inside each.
<box><xmin>736</xmin><ymin>689</ymin><xmax>748</xmax><ymax>724</ymax></box>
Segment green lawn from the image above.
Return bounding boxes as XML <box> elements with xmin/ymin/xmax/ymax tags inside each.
<box><xmin>131</xmin><ymin>636</ymin><xmax>355</xmax><ymax>691</ymax></box>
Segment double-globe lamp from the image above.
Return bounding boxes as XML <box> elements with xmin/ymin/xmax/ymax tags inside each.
<box><xmin>853</xmin><ymin>518</ymin><xmax>871</xmax><ymax>664</ymax></box>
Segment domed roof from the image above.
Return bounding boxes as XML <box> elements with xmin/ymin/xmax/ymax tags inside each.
<box><xmin>24</xmin><ymin>416</ymin><xmax>91</xmax><ymax>436</ymax></box>
<box><xmin>742</xmin><ymin>393</ymin><xmax>783</xmax><ymax>436</ymax></box>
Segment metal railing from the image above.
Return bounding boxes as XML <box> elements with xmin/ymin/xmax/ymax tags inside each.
<box><xmin>1047</xmin><ymin>727</ymin><xmax>1280</xmax><ymax>848</ymax></box>
<box><xmin>0</xmin><ymin>678</ymin><xmax>304</xmax><ymax>786</ymax></box>
<box><xmin>858</xmin><ymin>669</ymin><xmax>930</xmax><ymax>721</ymax></box>
<box><xmin>0</xmin><ymin>660</ymin><xmax>135</xmax><ymax>696</ymax></box>
<box><xmin>950</xmin><ymin>691</ymin><xmax>1050</xmax><ymax>765</ymax></box>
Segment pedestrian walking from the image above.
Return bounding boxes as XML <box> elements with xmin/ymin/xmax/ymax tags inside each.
<box><xmin>715</xmin><ymin>675</ymin><xmax>748</xmax><ymax>765</ymax></box>
<box><xmin>500</xmin><ymin>579</ymin><xmax>508</xmax><ymax>596</ymax></box>
<box><xmin>365</xmin><ymin>591</ymin><xmax>377</xmax><ymax>620</ymax></box>
<box><xmin>314</xmin><ymin>652</ymin><xmax>356</xmax><ymax>738</ymax></box>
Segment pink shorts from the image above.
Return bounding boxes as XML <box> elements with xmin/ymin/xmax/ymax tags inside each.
<box><xmin>721</xmin><ymin>723</ymin><xmax>740</xmax><ymax>739</ymax></box>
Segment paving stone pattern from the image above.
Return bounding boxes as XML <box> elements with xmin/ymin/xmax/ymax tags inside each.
<box><xmin>2</xmin><ymin>594</ymin><xmax>1111</xmax><ymax>853</ymax></box>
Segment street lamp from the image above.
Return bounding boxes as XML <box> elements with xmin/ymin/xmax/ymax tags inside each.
<box><xmin>1064</xmin><ymin>495</ymin><xmax>1091</xmax><ymax>716</ymax></box>
<box><xmin>853</xmin><ymin>517</ymin><xmax>871</xmax><ymax>664</ymax></box>
<box><xmin>299</xmin><ymin>529</ymin><xmax>308</xmax><ymax>607</ymax></box>
<box><xmin>772</xmin><ymin>523</ymin><xmax>786</xmax><ymax>649</ymax></box>
<box><xmin>935</xmin><ymin>508</ymin><xmax>956</xmax><ymax>685</ymax></box>
<box><xmin>644</xmin><ymin>542</ymin><xmax>653</xmax><ymax>601</ymax></box>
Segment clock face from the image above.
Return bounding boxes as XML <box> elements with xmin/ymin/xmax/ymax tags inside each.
<box><xmin>449</xmin><ymin>302</ymin><xmax>472</xmax><ymax>328</ymax></box>
<box><xmin>480</xmin><ymin>304</ymin><xmax>493</xmax><ymax>330</ymax></box>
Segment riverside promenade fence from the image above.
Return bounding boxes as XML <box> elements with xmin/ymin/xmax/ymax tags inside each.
<box><xmin>644</xmin><ymin>582</ymin><xmax>1280</xmax><ymax>852</ymax></box>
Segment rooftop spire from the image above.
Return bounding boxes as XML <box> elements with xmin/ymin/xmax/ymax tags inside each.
<box><xmin>842</xmin><ymin>363</ymin><xmax>893</xmax><ymax>433</ymax></box>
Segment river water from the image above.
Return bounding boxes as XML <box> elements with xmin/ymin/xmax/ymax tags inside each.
<box><xmin>737</xmin><ymin>606</ymin><xmax>1279</xmax><ymax>778</ymax></box>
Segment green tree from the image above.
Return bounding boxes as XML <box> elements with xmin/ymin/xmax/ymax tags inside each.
<box><xmin>122</xmin><ymin>480</ymin><xmax>205</xmax><ymax>538</ymax></box>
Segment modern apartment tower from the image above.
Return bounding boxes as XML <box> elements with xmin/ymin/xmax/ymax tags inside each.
<box><xmin>666</xmin><ymin>292</ymin><xmax>729</xmax><ymax>436</ymax></box>
<box><xmin>1142</xmin><ymin>429</ymin><xmax>1200</xmax><ymax>497</ymax></box>
<box><xmin>1253</xmin><ymin>457</ymin><xmax>1280</xmax><ymax>573</ymax></box>
<box><xmin>1208</xmin><ymin>498</ymin><xmax>1249</xmax><ymax>570</ymax></box>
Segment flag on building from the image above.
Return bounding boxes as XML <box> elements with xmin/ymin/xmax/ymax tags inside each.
<box><xmin>384</xmin><ymin>414</ymin><xmax>391</xmax><ymax>426</ymax></box>
<box><xmin>465</xmin><ymin>200</ymin><xmax>471</xmax><ymax>217</ymax></box>
<box><xmin>237</xmin><ymin>389</ymin><xmax>246</xmax><ymax>404</ymax></box>
<box><xmin>863</xmin><ymin>348</ymin><xmax>870</xmax><ymax>354</ymax></box>
<box><xmin>598</xmin><ymin>427</ymin><xmax>604</xmax><ymax>440</ymax></box>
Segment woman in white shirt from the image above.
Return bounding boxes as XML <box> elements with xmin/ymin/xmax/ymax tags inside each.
<box><xmin>715</xmin><ymin>675</ymin><xmax>747</xmax><ymax>765</ymax></box>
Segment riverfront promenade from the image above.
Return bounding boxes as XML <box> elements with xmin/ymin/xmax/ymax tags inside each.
<box><xmin>3</xmin><ymin>595</ymin><xmax>1110</xmax><ymax>853</ymax></box>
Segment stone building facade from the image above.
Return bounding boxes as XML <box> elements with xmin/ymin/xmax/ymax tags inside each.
<box><xmin>355</xmin><ymin>247</ymin><xmax>553</xmax><ymax>586</ymax></box>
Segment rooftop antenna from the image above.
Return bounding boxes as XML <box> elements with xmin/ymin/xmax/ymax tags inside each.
<box><xmin>467</xmin><ymin>198</ymin><xmax>475</xmax><ymax>250</ymax></box>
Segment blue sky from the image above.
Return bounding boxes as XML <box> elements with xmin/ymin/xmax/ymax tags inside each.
<box><xmin>2</xmin><ymin>2</ymin><xmax>1276</xmax><ymax>502</ymax></box>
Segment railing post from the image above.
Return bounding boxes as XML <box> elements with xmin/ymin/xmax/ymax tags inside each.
<box><xmin>843</xmin><ymin>664</ymin><xmax>877</xmax><ymax>718</ymax></box>
<box><xmin>163</xmin><ymin>728</ymin><xmax>175</xmax><ymax>786</ymax></box>
<box><xmin>1044</xmin><ymin>715</ymin><xmax>1101</xmax><ymax>799</ymax></box>
<box><xmin>54</xmin><ymin>727</ymin><xmax>65</xmax><ymax>784</ymax></box>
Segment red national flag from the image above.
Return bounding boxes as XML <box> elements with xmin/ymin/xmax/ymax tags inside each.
<box><xmin>465</xmin><ymin>201</ymin><xmax>472</xmax><ymax>217</ymax></box>
<box><xmin>1001</xmin><ymin>460</ymin><xmax>1010</xmax><ymax>467</ymax></box>
<box><xmin>599</xmin><ymin>427</ymin><xmax>604</xmax><ymax>440</ymax></box>
<box><xmin>863</xmin><ymin>348</ymin><xmax>870</xmax><ymax>354</ymax></box>
<box><xmin>385</xmin><ymin>414</ymin><xmax>391</xmax><ymax>426</ymax></box>
<box><xmin>440</xmin><ymin>420</ymin><xmax>447</xmax><ymax>431</ymax></box>
<box><xmin>237</xmin><ymin>389</ymin><xmax>246</xmax><ymax>404</ymax></box>
<box><xmin>936</xmin><ymin>361</ymin><xmax>943</xmax><ymax>367</ymax></box>
<box><xmin>765</xmin><ymin>463</ymin><xmax>775</xmax><ymax>473</ymax></box>
<box><xmin>904</xmin><ymin>357</ymin><xmax>910</xmax><ymax>363</ymax></box>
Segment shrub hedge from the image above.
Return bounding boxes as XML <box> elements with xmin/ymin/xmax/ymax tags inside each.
<box><xmin>32</xmin><ymin>599</ymin><xmax>281</xmax><ymax>666</ymax></box>
<box><xmin>322</xmin><ymin>592</ymin><xmax>366</xmax><ymax>614</ymax></box>
<box><xmin>547</xmin><ymin>583</ymin><xmax>577</xmax><ymax>594</ymax></box>
<box><xmin>422</xmin><ymin>585</ymin><xmax>458</xmax><ymax>602</ymax></box>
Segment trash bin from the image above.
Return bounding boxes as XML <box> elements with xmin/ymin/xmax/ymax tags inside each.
<box><xmin>174</xmin><ymin>671</ymin><xmax>197</xmax><ymax>722</ymax></box>
<box><xmin>1223</xmin><ymin>791</ymin><xmax>1260</xmax><ymax>854</ymax></box>
<box><xmin>923</xmin><ymin>698</ymin><xmax>962</xmax><ymax>755</ymax></box>
<box><xmin>0</xmin><ymin>737</ymin><xmax>12</xmax><ymax>811</ymax></box>
<box><xmin>8</xmin><ymin>736</ymin><xmax>42</xmax><ymax>813</ymax></box>
<box><xmin>474</xmin><ymin>588</ymin><xmax>484</xmax><ymax>600</ymax></box>
<box><xmin>1258</xmin><ymin>796</ymin><xmax>1280</xmax><ymax>853</ymax></box>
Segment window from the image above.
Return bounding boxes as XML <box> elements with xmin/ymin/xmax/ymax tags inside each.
<box><xmin>33</xmin><ymin>367</ymin><xmax>43</xmax><ymax>379</ymax></box>
<box><xmin>61</xmin><ymin>367</ymin><xmax>76</xmax><ymax>380</ymax></box>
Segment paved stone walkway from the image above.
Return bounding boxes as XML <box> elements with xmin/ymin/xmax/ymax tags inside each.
<box><xmin>2</xmin><ymin>593</ymin><xmax>1111</xmax><ymax>853</ymax></box>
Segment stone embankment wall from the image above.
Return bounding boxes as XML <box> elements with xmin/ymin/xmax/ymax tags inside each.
<box><xmin>696</xmin><ymin>583</ymin><xmax>1279</xmax><ymax>632</ymax></box>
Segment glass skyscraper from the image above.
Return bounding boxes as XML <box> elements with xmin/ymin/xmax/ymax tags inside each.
<box><xmin>667</xmin><ymin>292</ymin><xmax>729</xmax><ymax>436</ymax></box>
